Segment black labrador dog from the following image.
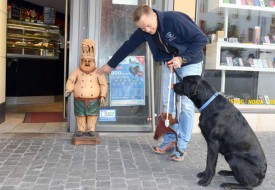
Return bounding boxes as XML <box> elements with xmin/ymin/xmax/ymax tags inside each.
<box><xmin>173</xmin><ymin>75</ymin><xmax>267</xmax><ymax>190</ymax></box>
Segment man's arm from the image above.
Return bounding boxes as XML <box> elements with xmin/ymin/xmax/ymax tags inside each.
<box><xmin>169</xmin><ymin>14</ymin><xmax>208</xmax><ymax>63</ymax></box>
<box><xmin>178</xmin><ymin>31</ymin><xmax>208</xmax><ymax>63</ymax></box>
<box><xmin>96</xmin><ymin>29</ymin><xmax>146</xmax><ymax>74</ymax></box>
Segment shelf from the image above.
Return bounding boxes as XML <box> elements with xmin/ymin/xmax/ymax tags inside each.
<box><xmin>218</xmin><ymin>42</ymin><xmax>275</xmax><ymax>50</ymax></box>
<box><xmin>221</xmin><ymin>4</ymin><xmax>275</xmax><ymax>12</ymax></box>
<box><xmin>205</xmin><ymin>42</ymin><xmax>275</xmax><ymax>72</ymax></box>
<box><xmin>211</xmin><ymin>65</ymin><xmax>275</xmax><ymax>72</ymax></box>
<box><xmin>7</xmin><ymin>33</ymin><xmax>59</xmax><ymax>41</ymax></box>
<box><xmin>7</xmin><ymin>19</ymin><xmax>60</xmax><ymax>59</ymax></box>
<box><xmin>7</xmin><ymin>19</ymin><xmax>59</xmax><ymax>30</ymax></box>
<box><xmin>209</xmin><ymin>0</ymin><xmax>275</xmax><ymax>13</ymax></box>
<box><xmin>235</xmin><ymin>104</ymin><xmax>275</xmax><ymax>113</ymax></box>
<box><xmin>7</xmin><ymin>53</ymin><xmax>59</xmax><ymax>59</ymax></box>
<box><xmin>7</xmin><ymin>45</ymin><xmax>59</xmax><ymax>50</ymax></box>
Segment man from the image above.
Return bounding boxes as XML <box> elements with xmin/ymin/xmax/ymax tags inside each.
<box><xmin>96</xmin><ymin>5</ymin><xmax>208</xmax><ymax>161</ymax></box>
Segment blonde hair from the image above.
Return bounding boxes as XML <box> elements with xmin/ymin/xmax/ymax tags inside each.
<box><xmin>133</xmin><ymin>4</ymin><xmax>153</xmax><ymax>22</ymax></box>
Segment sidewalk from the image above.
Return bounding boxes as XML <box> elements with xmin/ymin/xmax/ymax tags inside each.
<box><xmin>0</xmin><ymin>132</ymin><xmax>274</xmax><ymax>190</ymax></box>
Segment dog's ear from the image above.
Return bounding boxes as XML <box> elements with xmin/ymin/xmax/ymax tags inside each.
<box><xmin>183</xmin><ymin>76</ymin><xmax>201</xmax><ymax>97</ymax></box>
<box><xmin>188</xmin><ymin>78</ymin><xmax>198</xmax><ymax>95</ymax></box>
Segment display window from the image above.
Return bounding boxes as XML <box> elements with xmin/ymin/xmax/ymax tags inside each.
<box><xmin>198</xmin><ymin>0</ymin><xmax>275</xmax><ymax>112</ymax></box>
<box><xmin>96</xmin><ymin>0</ymin><xmax>153</xmax><ymax>131</ymax></box>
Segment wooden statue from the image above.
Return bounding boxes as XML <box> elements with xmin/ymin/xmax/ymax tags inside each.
<box><xmin>65</xmin><ymin>39</ymin><xmax>108</xmax><ymax>139</ymax></box>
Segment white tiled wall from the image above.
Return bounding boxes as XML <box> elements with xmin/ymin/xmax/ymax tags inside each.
<box><xmin>193</xmin><ymin>113</ymin><xmax>275</xmax><ymax>133</ymax></box>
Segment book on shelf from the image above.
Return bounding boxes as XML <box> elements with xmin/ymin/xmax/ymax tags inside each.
<box><xmin>241</xmin><ymin>0</ymin><xmax>247</xmax><ymax>4</ymax></box>
<box><xmin>223</xmin><ymin>0</ymin><xmax>237</xmax><ymax>3</ymax></box>
<box><xmin>261</xmin><ymin>36</ymin><xmax>271</xmax><ymax>44</ymax></box>
<box><xmin>267</xmin><ymin>60</ymin><xmax>273</xmax><ymax>68</ymax></box>
<box><xmin>252</xmin><ymin>59</ymin><xmax>258</xmax><ymax>67</ymax></box>
<box><xmin>262</xmin><ymin>59</ymin><xmax>269</xmax><ymax>68</ymax></box>
<box><xmin>269</xmin><ymin>0</ymin><xmax>275</xmax><ymax>7</ymax></box>
<box><xmin>233</xmin><ymin>57</ymin><xmax>240</xmax><ymax>66</ymax></box>
<box><xmin>254</xmin><ymin>0</ymin><xmax>261</xmax><ymax>6</ymax></box>
<box><xmin>226</xmin><ymin>57</ymin><xmax>233</xmax><ymax>66</ymax></box>
<box><xmin>264</xmin><ymin>95</ymin><xmax>270</xmax><ymax>104</ymax></box>
<box><xmin>259</xmin><ymin>0</ymin><xmax>266</xmax><ymax>6</ymax></box>
<box><xmin>238</xmin><ymin>58</ymin><xmax>244</xmax><ymax>66</ymax></box>
<box><xmin>258</xmin><ymin>59</ymin><xmax>264</xmax><ymax>68</ymax></box>
<box><xmin>236</xmin><ymin>0</ymin><xmax>242</xmax><ymax>4</ymax></box>
<box><xmin>246</xmin><ymin>0</ymin><xmax>255</xmax><ymax>5</ymax></box>
<box><xmin>244</xmin><ymin>59</ymin><xmax>252</xmax><ymax>67</ymax></box>
<box><xmin>264</xmin><ymin>0</ymin><xmax>271</xmax><ymax>6</ymax></box>
<box><xmin>264</xmin><ymin>36</ymin><xmax>271</xmax><ymax>43</ymax></box>
<box><xmin>254</xmin><ymin>26</ymin><xmax>261</xmax><ymax>44</ymax></box>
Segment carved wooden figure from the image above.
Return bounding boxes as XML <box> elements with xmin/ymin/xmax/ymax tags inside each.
<box><xmin>66</xmin><ymin>39</ymin><xmax>107</xmax><ymax>138</ymax></box>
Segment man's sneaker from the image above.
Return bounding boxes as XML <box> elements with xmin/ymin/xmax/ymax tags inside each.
<box><xmin>170</xmin><ymin>150</ymin><xmax>185</xmax><ymax>161</ymax></box>
<box><xmin>153</xmin><ymin>141</ymin><xmax>175</xmax><ymax>154</ymax></box>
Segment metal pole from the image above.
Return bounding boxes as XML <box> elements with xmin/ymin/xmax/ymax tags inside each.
<box><xmin>147</xmin><ymin>0</ymin><xmax>156</xmax><ymax>131</ymax></box>
<box><xmin>63</xmin><ymin>0</ymin><xmax>69</xmax><ymax>118</ymax></box>
<box><xmin>220</xmin><ymin>8</ymin><xmax>228</xmax><ymax>93</ymax></box>
<box><xmin>221</xmin><ymin>70</ymin><xmax>226</xmax><ymax>93</ymax></box>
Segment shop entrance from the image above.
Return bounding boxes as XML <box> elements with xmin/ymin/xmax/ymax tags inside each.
<box><xmin>67</xmin><ymin>0</ymin><xmax>157</xmax><ymax>132</ymax></box>
<box><xmin>3</xmin><ymin>0</ymin><xmax>69</xmax><ymax>133</ymax></box>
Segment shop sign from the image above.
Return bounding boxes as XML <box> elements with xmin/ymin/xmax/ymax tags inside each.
<box><xmin>109</xmin><ymin>56</ymin><xmax>145</xmax><ymax>106</ymax></box>
<box><xmin>98</xmin><ymin>109</ymin><xmax>116</xmax><ymax>122</ymax></box>
<box><xmin>112</xmin><ymin>0</ymin><xmax>138</xmax><ymax>5</ymax></box>
<box><xmin>228</xmin><ymin>98</ymin><xmax>275</xmax><ymax>105</ymax></box>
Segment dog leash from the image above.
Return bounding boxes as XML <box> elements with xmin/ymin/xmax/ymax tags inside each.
<box><xmin>164</xmin><ymin>63</ymin><xmax>185</xmax><ymax>156</ymax></box>
<box><xmin>165</xmin><ymin>63</ymin><xmax>183</xmax><ymax>127</ymax></box>
<box><xmin>173</xmin><ymin>67</ymin><xmax>182</xmax><ymax>82</ymax></box>
<box><xmin>165</xmin><ymin>67</ymin><xmax>174</xmax><ymax>127</ymax></box>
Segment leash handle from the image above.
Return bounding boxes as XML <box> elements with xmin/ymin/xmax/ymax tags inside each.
<box><xmin>165</xmin><ymin>69</ymin><xmax>173</xmax><ymax>127</ymax></box>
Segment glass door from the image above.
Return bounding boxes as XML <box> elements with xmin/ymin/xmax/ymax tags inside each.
<box><xmin>96</xmin><ymin>0</ymin><xmax>153</xmax><ymax>131</ymax></box>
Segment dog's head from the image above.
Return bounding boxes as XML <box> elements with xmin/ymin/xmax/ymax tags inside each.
<box><xmin>174</xmin><ymin>75</ymin><xmax>202</xmax><ymax>98</ymax></box>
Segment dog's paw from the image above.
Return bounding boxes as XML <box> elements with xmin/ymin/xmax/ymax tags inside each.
<box><xmin>218</xmin><ymin>170</ymin><xmax>234</xmax><ymax>176</ymax></box>
<box><xmin>198</xmin><ymin>177</ymin><xmax>211</xmax><ymax>186</ymax></box>
<box><xmin>220</xmin><ymin>183</ymin><xmax>253</xmax><ymax>190</ymax></box>
<box><xmin>197</xmin><ymin>171</ymin><xmax>206</xmax><ymax>178</ymax></box>
<box><xmin>220</xmin><ymin>183</ymin><xmax>231</xmax><ymax>190</ymax></box>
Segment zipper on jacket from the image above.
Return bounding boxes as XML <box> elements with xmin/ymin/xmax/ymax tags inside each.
<box><xmin>157</xmin><ymin>31</ymin><xmax>169</xmax><ymax>53</ymax></box>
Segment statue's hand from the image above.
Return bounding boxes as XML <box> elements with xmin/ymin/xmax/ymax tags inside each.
<box><xmin>65</xmin><ymin>90</ymin><xmax>71</xmax><ymax>97</ymax></box>
<box><xmin>100</xmin><ymin>97</ymin><xmax>105</xmax><ymax>107</ymax></box>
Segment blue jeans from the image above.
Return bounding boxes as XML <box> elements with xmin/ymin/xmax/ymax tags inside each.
<box><xmin>162</xmin><ymin>61</ymin><xmax>203</xmax><ymax>152</ymax></box>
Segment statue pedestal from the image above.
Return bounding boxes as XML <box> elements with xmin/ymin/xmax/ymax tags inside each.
<box><xmin>72</xmin><ymin>132</ymin><xmax>100</xmax><ymax>145</ymax></box>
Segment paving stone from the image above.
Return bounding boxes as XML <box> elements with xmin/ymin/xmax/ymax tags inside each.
<box><xmin>0</xmin><ymin>132</ymin><xmax>272</xmax><ymax>190</ymax></box>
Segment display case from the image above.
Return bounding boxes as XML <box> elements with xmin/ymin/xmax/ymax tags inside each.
<box><xmin>6</xmin><ymin>19</ymin><xmax>60</xmax><ymax>59</ymax></box>
<box><xmin>205</xmin><ymin>0</ymin><xmax>275</xmax><ymax>72</ymax></box>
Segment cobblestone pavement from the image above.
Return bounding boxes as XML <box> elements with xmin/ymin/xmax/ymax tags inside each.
<box><xmin>0</xmin><ymin>132</ymin><xmax>274</xmax><ymax>190</ymax></box>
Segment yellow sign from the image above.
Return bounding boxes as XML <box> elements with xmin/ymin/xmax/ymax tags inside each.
<box><xmin>228</xmin><ymin>99</ymin><xmax>275</xmax><ymax>105</ymax></box>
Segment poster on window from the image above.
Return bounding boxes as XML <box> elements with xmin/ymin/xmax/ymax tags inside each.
<box><xmin>112</xmin><ymin>0</ymin><xmax>138</xmax><ymax>5</ymax></box>
<box><xmin>110</xmin><ymin>56</ymin><xmax>145</xmax><ymax>106</ymax></box>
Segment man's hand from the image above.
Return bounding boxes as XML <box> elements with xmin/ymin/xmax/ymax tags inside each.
<box><xmin>96</xmin><ymin>64</ymin><xmax>113</xmax><ymax>75</ymax></box>
<box><xmin>167</xmin><ymin>56</ymin><xmax>183</xmax><ymax>69</ymax></box>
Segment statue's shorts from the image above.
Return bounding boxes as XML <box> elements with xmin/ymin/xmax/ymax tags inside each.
<box><xmin>74</xmin><ymin>98</ymin><xmax>100</xmax><ymax>116</ymax></box>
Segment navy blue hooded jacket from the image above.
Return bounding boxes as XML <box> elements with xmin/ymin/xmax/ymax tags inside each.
<box><xmin>107</xmin><ymin>9</ymin><xmax>208</xmax><ymax>68</ymax></box>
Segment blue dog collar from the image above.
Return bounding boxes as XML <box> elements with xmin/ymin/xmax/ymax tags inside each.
<box><xmin>199</xmin><ymin>92</ymin><xmax>220</xmax><ymax>112</ymax></box>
